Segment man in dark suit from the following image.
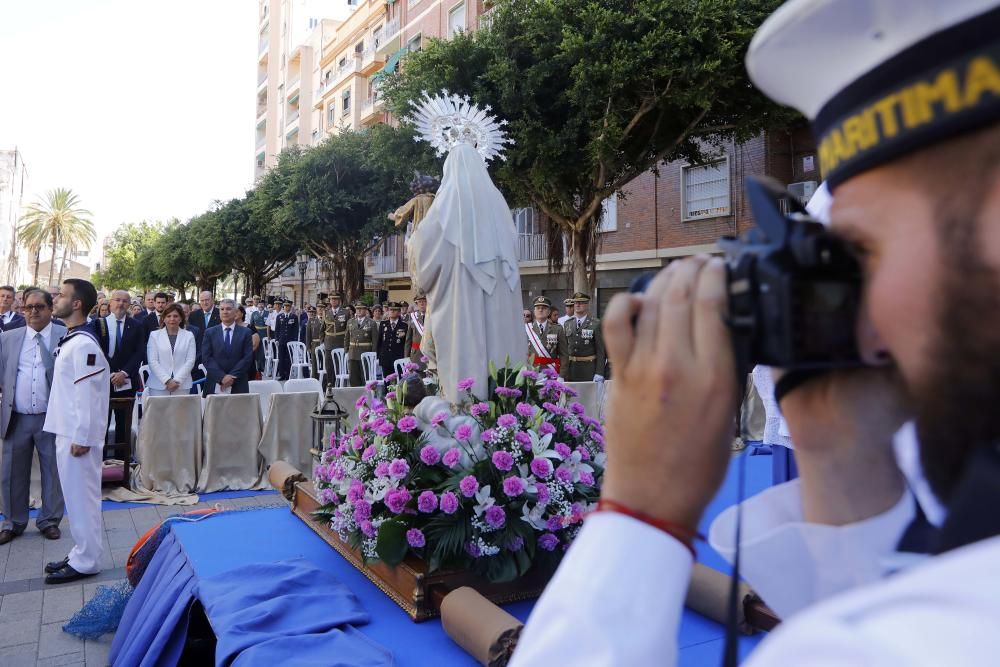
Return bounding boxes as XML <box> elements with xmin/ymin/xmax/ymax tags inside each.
<box><xmin>0</xmin><ymin>285</ymin><xmax>26</xmax><ymax>332</ymax></box>
<box><xmin>198</xmin><ymin>291</ymin><xmax>221</xmax><ymax>331</ymax></box>
<box><xmin>201</xmin><ymin>298</ymin><xmax>253</xmax><ymax>395</ymax></box>
<box><xmin>90</xmin><ymin>289</ymin><xmax>145</xmax><ymax>435</ymax></box>
<box><xmin>143</xmin><ymin>291</ymin><xmax>169</xmax><ymax>336</ymax></box>
<box><xmin>376</xmin><ymin>302</ymin><xmax>409</xmax><ymax>379</ymax></box>
<box><xmin>0</xmin><ymin>289</ymin><xmax>66</xmax><ymax>544</ymax></box>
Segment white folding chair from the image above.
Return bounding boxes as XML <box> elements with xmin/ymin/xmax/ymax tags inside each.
<box><xmin>263</xmin><ymin>340</ymin><xmax>275</xmax><ymax>380</ymax></box>
<box><xmin>313</xmin><ymin>345</ymin><xmax>327</xmax><ymax>388</ymax></box>
<box><xmin>248</xmin><ymin>379</ymin><xmax>284</xmax><ymax>421</ymax></box>
<box><xmin>331</xmin><ymin>348</ymin><xmax>350</xmax><ymax>388</ymax></box>
<box><xmin>361</xmin><ymin>352</ymin><xmax>380</xmax><ymax>385</ymax></box>
<box><xmin>287</xmin><ymin>341</ymin><xmax>311</xmax><ymax>379</ymax></box>
<box><xmin>393</xmin><ymin>358</ymin><xmax>409</xmax><ymax>378</ymax></box>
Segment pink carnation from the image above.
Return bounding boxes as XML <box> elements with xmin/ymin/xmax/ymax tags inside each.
<box><xmin>497</xmin><ymin>414</ymin><xmax>517</xmax><ymax>429</ymax></box>
<box><xmin>431</xmin><ymin>411</ymin><xmax>449</xmax><ymax>427</ymax></box>
<box><xmin>406</xmin><ymin>528</ymin><xmax>426</xmax><ymax>548</ymax></box>
<box><xmin>417</xmin><ymin>490</ymin><xmax>438</xmax><ymax>513</ymax></box>
<box><xmin>376</xmin><ymin>421</ymin><xmax>395</xmax><ymax>437</ymax></box>
<box><xmin>538</xmin><ymin>533</ymin><xmax>559</xmax><ymax>551</ymax></box>
<box><xmin>442</xmin><ymin>448</ymin><xmax>462</xmax><ymax>468</ymax></box>
<box><xmin>388</xmin><ymin>458</ymin><xmax>410</xmax><ymax>479</ymax></box>
<box><xmin>492</xmin><ymin>451</ymin><xmax>514</xmax><ymax>471</ymax></box>
<box><xmin>419</xmin><ymin>445</ymin><xmax>441</xmax><ymax>466</ymax></box>
<box><xmin>440</xmin><ymin>491</ymin><xmax>459</xmax><ymax>514</ymax></box>
<box><xmin>458</xmin><ymin>377</ymin><xmax>475</xmax><ymax>391</ymax></box>
<box><xmin>385</xmin><ymin>488</ymin><xmax>411</xmax><ymax>514</ymax></box>
<box><xmin>455</xmin><ymin>424</ymin><xmax>473</xmax><ymax>442</ymax></box>
<box><xmin>530</xmin><ymin>457</ymin><xmax>553</xmax><ymax>479</ymax></box>
<box><xmin>374</xmin><ymin>461</ymin><xmax>390</xmax><ymax>478</ymax></box>
<box><xmin>361</xmin><ymin>445</ymin><xmax>376</xmax><ymax>462</ymax></box>
<box><xmin>515</xmin><ymin>402</ymin><xmax>536</xmax><ymax>418</ymax></box>
<box><xmin>459</xmin><ymin>475</ymin><xmax>479</xmax><ymax>497</ymax></box>
<box><xmin>360</xmin><ymin>520</ymin><xmax>376</xmax><ymax>538</ymax></box>
<box><xmin>484</xmin><ymin>505</ymin><xmax>506</xmax><ymax>529</ymax></box>
<box><xmin>554</xmin><ymin>442</ymin><xmax>572</xmax><ymax>458</ymax></box>
<box><xmin>539</xmin><ymin>421</ymin><xmax>556</xmax><ymax>435</ymax></box>
<box><xmin>470</xmin><ymin>402</ymin><xmax>489</xmax><ymax>417</ymax></box>
<box><xmin>397</xmin><ymin>415</ymin><xmax>418</xmax><ymax>433</ymax></box>
<box><xmin>502</xmin><ymin>476</ymin><xmax>525</xmax><ymax>497</ymax></box>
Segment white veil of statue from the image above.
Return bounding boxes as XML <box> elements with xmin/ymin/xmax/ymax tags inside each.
<box><xmin>406</xmin><ymin>97</ymin><xmax>524</xmax><ymax>404</ymax></box>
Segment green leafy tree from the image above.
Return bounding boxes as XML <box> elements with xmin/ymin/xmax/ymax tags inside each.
<box><xmin>135</xmin><ymin>220</ymin><xmax>196</xmax><ymax>299</ymax></box>
<box><xmin>280</xmin><ymin>129</ymin><xmax>432</xmax><ymax>300</ymax></box>
<box><xmin>382</xmin><ymin>0</ymin><xmax>794</xmax><ymax>289</ymax></box>
<box><xmin>18</xmin><ymin>188</ymin><xmax>96</xmax><ymax>288</ymax></box>
<box><xmin>184</xmin><ymin>208</ymin><xmax>229</xmax><ymax>293</ymax></box>
<box><xmin>93</xmin><ymin>221</ymin><xmax>166</xmax><ymax>292</ymax></box>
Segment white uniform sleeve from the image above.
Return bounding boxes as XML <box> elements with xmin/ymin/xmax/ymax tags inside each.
<box><xmin>709</xmin><ymin>480</ymin><xmax>915</xmax><ymax>619</ymax></box>
<box><xmin>71</xmin><ymin>342</ymin><xmax>108</xmax><ymax>448</ymax></box>
<box><xmin>510</xmin><ymin>512</ymin><xmax>692</xmax><ymax>667</ymax></box>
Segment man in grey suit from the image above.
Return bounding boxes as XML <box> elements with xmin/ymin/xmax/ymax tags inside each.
<box><xmin>0</xmin><ymin>288</ymin><xmax>66</xmax><ymax>544</ymax></box>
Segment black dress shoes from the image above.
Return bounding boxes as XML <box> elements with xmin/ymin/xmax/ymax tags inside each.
<box><xmin>45</xmin><ymin>557</ymin><xmax>70</xmax><ymax>574</ymax></box>
<box><xmin>45</xmin><ymin>564</ymin><xmax>97</xmax><ymax>585</ymax></box>
<box><xmin>0</xmin><ymin>530</ymin><xmax>15</xmax><ymax>545</ymax></box>
<box><xmin>40</xmin><ymin>526</ymin><xmax>61</xmax><ymax>540</ymax></box>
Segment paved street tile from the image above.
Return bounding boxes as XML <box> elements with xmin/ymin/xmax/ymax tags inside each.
<box><xmin>0</xmin><ymin>615</ymin><xmax>41</xmax><ymax>648</ymax></box>
<box><xmin>0</xmin><ymin>641</ymin><xmax>39</xmax><ymax>667</ymax></box>
<box><xmin>36</xmin><ymin>651</ymin><xmax>85</xmax><ymax>666</ymax></box>
<box><xmin>85</xmin><ymin>635</ymin><xmax>113</xmax><ymax>667</ymax></box>
<box><xmin>42</xmin><ymin>586</ymin><xmax>83</xmax><ymax>624</ymax></box>
<box><xmin>38</xmin><ymin>621</ymin><xmax>85</xmax><ymax>659</ymax></box>
<box><xmin>0</xmin><ymin>590</ymin><xmax>43</xmax><ymax>620</ymax></box>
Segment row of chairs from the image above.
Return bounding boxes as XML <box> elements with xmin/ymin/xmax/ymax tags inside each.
<box><xmin>261</xmin><ymin>341</ymin><xmax>409</xmax><ymax>388</ymax></box>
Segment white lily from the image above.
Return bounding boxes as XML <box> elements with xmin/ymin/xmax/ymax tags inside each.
<box><xmin>367</xmin><ymin>478</ymin><xmax>392</xmax><ymax>502</ymax></box>
<box><xmin>473</xmin><ymin>485</ymin><xmax>495</xmax><ymax>517</ymax></box>
<box><xmin>520</xmin><ymin>502</ymin><xmax>548</xmax><ymax>530</ymax></box>
<box><xmin>564</xmin><ymin>450</ymin><xmax>595</xmax><ymax>483</ymax></box>
<box><xmin>529</xmin><ymin>431</ymin><xmax>559</xmax><ymax>459</ymax></box>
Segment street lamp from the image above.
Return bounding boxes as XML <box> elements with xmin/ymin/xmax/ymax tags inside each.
<box><xmin>296</xmin><ymin>252</ymin><xmax>309</xmax><ymax>342</ymax></box>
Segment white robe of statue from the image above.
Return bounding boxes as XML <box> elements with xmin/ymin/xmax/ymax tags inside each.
<box><xmin>407</xmin><ymin>142</ymin><xmax>524</xmax><ymax>404</ymax></box>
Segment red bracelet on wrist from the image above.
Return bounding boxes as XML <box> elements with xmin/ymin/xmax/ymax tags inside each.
<box><xmin>594</xmin><ymin>498</ymin><xmax>703</xmax><ymax>559</ymax></box>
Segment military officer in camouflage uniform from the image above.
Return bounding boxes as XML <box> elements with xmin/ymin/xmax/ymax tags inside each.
<box><xmin>525</xmin><ymin>296</ymin><xmax>568</xmax><ymax>376</ymax></box>
<box><xmin>376</xmin><ymin>302</ymin><xmax>409</xmax><ymax>379</ymax></box>
<box><xmin>403</xmin><ymin>291</ymin><xmax>427</xmax><ymax>369</ymax></box>
<box><xmin>346</xmin><ymin>301</ymin><xmax>377</xmax><ymax>386</ymax></box>
<box><xmin>322</xmin><ymin>292</ymin><xmax>350</xmax><ymax>389</ymax></box>
<box><xmin>563</xmin><ymin>292</ymin><xmax>606</xmax><ymax>381</ymax></box>
<box><xmin>306</xmin><ymin>303</ymin><xmax>323</xmax><ymax>377</ymax></box>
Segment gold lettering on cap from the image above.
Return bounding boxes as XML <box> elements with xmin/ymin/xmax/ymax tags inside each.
<box><xmin>871</xmin><ymin>93</ymin><xmax>902</xmax><ymax>138</ymax></box>
<box><xmin>963</xmin><ymin>56</ymin><xmax>1000</xmax><ymax>107</ymax></box>
<box><xmin>912</xmin><ymin>69</ymin><xmax>963</xmax><ymax>123</ymax></box>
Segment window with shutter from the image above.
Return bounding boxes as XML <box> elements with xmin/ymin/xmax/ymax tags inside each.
<box><xmin>681</xmin><ymin>158</ymin><xmax>731</xmax><ymax>221</ymax></box>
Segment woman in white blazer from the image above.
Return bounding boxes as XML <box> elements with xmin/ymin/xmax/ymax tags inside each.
<box><xmin>146</xmin><ymin>303</ymin><xmax>197</xmax><ymax>396</ymax></box>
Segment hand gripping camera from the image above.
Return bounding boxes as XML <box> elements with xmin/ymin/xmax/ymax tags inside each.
<box><xmin>631</xmin><ymin>176</ymin><xmax>864</xmax><ymax>380</ymax></box>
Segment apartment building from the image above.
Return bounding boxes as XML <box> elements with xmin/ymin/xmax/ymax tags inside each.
<box><xmin>255</xmin><ymin>0</ymin><xmax>353</xmax><ymax>180</ymax></box>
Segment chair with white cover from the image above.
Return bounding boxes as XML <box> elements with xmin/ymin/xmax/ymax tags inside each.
<box><xmin>330</xmin><ymin>348</ymin><xmax>350</xmax><ymax>388</ymax></box>
<box><xmin>198</xmin><ymin>393</ymin><xmax>264</xmax><ymax>492</ymax></box>
<box><xmin>313</xmin><ymin>345</ymin><xmax>326</xmax><ymax>388</ymax></box>
<box><xmin>287</xmin><ymin>341</ymin><xmax>311</xmax><ymax>379</ymax></box>
<box><xmin>564</xmin><ymin>381</ymin><xmax>601</xmax><ymax>420</ymax></box>
<box><xmin>393</xmin><ymin>358</ymin><xmax>409</xmax><ymax>378</ymax></box>
<box><xmin>361</xmin><ymin>352</ymin><xmax>380</xmax><ymax>385</ymax></box>
<box><xmin>284</xmin><ymin>378</ymin><xmax>323</xmax><ymax>409</ymax></box>
<box><xmin>248</xmin><ymin>379</ymin><xmax>283</xmax><ymax>420</ymax></box>
<box><xmin>135</xmin><ymin>395</ymin><xmax>203</xmax><ymax>494</ymax></box>
<box><xmin>258</xmin><ymin>391</ymin><xmax>320</xmax><ymax>478</ymax></box>
<box><xmin>262</xmin><ymin>339</ymin><xmax>276</xmax><ymax>380</ymax></box>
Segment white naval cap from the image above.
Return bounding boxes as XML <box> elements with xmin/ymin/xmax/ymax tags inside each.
<box><xmin>747</xmin><ymin>0</ymin><xmax>1000</xmax><ymax>188</ymax></box>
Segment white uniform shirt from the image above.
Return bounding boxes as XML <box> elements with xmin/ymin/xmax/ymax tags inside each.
<box><xmin>14</xmin><ymin>323</ymin><xmax>54</xmax><ymax>414</ymax></box>
<box><xmin>43</xmin><ymin>330</ymin><xmax>110</xmax><ymax>448</ymax></box>
<box><xmin>557</xmin><ymin>314</ymin><xmax>572</xmax><ymax>326</ymax></box>
<box><xmin>266</xmin><ymin>310</ymin><xmax>278</xmax><ymax>331</ymax></box>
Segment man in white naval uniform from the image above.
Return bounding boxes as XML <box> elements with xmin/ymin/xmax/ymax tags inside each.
<box><xmin>43</xmin><ymin>279</ymin><xmax>110</xmax><ymax>584</ymax></box>
<box><xmin>511</xmin><ymin>0</ymin><xmax>1000</xmax><ymax>664</ymax></box>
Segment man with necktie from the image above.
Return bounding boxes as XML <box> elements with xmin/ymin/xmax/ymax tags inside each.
<box><xmin>201</xmin><ymin>299</ymin><xmax>254</xmax><ymax>395</ymax></box>
<box><xmin>198</xmin><ymin>291</ymin><xmax>222</xmax><ymax>331</ymax></box>
<box><xmin>0</xmin><ymin>289</ymin><xmax>66</xmax><ymax>544</ymax></box>
<box><xmin>90</xmin><ymin>290</ymin><xmax>144</xmax><ymax>436</ymax></box>
<box><xmin>0</xmin><ymin>285</ymin><xmax>26</xmax><ymax>332</ymax></box>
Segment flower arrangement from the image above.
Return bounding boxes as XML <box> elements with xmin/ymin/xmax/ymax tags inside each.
<box><xmin>312</xmin><ymin>362</ymin><xmax>605</xmax><ymax>583</ymax></box>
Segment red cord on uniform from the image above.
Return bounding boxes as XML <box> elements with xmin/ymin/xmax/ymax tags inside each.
<box><xmin>594</xmin><ymin>498</ymin><xmax>704</xmax><ymax>559</ymax></box>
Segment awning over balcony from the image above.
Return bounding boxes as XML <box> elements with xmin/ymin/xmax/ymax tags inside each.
<box><xmin>377</xmin><ymin>48</ymin><xmax>406</xmax><ymax>78</ymax></box>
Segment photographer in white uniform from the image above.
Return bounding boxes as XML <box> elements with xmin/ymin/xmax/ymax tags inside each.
<box><xmin>512</xmin><ymin>0</ymin><xmax>1000</xmax><ymax>664</ymax></box>
<box><xmin>43</xmin><ymin>279</ymin><xmax>110</xmax><ymax>584</ymax></box>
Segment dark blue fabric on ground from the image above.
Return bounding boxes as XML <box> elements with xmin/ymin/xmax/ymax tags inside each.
<box><xmin>196</xmin><ymin>558</ymin><xmax>391</xmax><ymax>667</ymax></box>
<box><xmin>115</xmin><ymin>455</ymin><xmax>772</xmax><ymax>666</ymax></box>
<box><xmin>109</xmin><ymin>532</ymin><xmax>196</xmax><ymax>667</ymax></box>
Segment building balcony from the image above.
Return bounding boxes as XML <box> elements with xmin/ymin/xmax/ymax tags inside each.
<box><xmin>479</xmin><ymin>8</ymin><xmax>496</xmax><ymax>30</ymax></box>
<box><xmin>256</xmin><ymin>135</ymin><xmax>267</xmax><ymax>150</ymax></box>
<box><xmin>258</xmin><ymin>39</ymin><xmax>269</xmax><ymax>57</ymax></box>
<box><xmin>359</xmin><ymin>96</ymin><xmax>385</xmax><ymax>125</ymax></box>
<box><xmin>285</xmin><ymin>110</ymin><xmax>300</xmax><ymax>131</ymax></box>
<box><xmin>334</xmin><ymin>56</ymin><xmax>362</xmax><ymax>86</ymax></box>
<box><xmin>517</xmin><ymin>234</ymin><xmax>547</xmax><ymax>262</ymax></box>
<box><xmin>286</xmin><ymin>76</ymin><xmax>300</xmax><ymax>96</ymax></box>
<box><xmin>256</xmin><ymin>104</ymin><xmax>267</xmax><ymax>121</ymax></box>
<box><xmin>258</xmin><ymin>71</ymin><xmax>268</xmax><ymax>86</ymax></box>
<box><xmin>384</xmin><ymin>17</ymin><xmax>401</xmax><ymax>41</ymax></box>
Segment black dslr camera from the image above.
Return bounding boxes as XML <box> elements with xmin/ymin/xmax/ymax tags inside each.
<box><xmin>632</xmin><ymin>176</ymin><xmax>863</xmax><ymax>378</ymax></box>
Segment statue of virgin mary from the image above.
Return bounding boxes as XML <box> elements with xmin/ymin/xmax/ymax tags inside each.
<box><xmin>405</xmin><ymin>92</ymin><xmax>524</xmax><ymax>404</ymax></box>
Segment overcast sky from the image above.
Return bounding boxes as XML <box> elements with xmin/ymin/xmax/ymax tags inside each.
<box><xmin>0</xmin><ymin>0</ymin><xmax>258</xmax><ymax>261</ymax></box>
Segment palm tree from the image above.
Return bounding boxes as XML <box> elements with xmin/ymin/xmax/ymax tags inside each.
<box><xmin>19</xmin><ymin>188</ymin><xmax>95</xmax><ymax>288</ymax></box>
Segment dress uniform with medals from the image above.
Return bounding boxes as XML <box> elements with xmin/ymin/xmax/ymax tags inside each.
<box><xmin>345</xmin><ymin>302</ymin><xmax>377</xmax><ymax>386</ymax></box>
<box><xmin>525</xmin><ymin>296</ymin><xmax>569</xmax><ymax>375</ymax></box>
<box><xmin>323</xmin><ymin>293</ymin><xmax>350</xmax><ymax>388</ymax></box>
<box><xmin>43</xmin><ymin>325</ymin><xmax>110</xmax><ymax>581</ymax></box>
<box><xmin>275</xmin><ymin>301</ymin><xmax>297</xmax><ymax>381</ymax></box>
<box><xmin>403</xmin><ymin>292</ymin><xmax>428</xmax><ymax>368</ymax></box>
<box><xmin>563</xmin><ymin>292</ymin><xmax>606</xmax><ymax>381</ymax></box>
<box><xmin>376</xmin><ymin>302</ymin><xmax>409</xmax><ymax>379</ymax></box>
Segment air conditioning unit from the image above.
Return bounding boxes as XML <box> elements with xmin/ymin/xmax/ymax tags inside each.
<box><xmin>787</xmin><ymin>180</ymin><xmax>818</xmax><ymax>205</ymax></box>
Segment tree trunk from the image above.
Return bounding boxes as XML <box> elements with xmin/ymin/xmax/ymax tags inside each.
<box><xmin>568</xmin><ymin>226</ymin><xmax>593</xmax><ymax>293</ymax></box>
<box><xmin>57</xmin><ymin>245</ymin><xmax>69</xmax><ymax>285</ymax></box>
<box><xmin>32</xmin><ymin>247</ymin><xmax>40</xmax><ymax>286</ymax></box>
<box><xmin>46</xmin><ymin>234</ymin><xmax>57</xmax><ymax>289</ymax></box>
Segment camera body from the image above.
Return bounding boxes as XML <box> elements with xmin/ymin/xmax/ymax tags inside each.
<box><xmin>629</xmin><ymin>177</ymin><xmax>863</xmax><ymax>378</ymax></box>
